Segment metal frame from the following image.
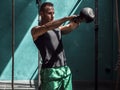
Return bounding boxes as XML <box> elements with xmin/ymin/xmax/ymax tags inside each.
<box><xmin>94</xmin><ymin>0</ymin><xmax>99</xmax><ymax>90</ymax></box>
<box><xmin>115</xmin><ymin>0</ymin><xmax>120</xmax><ymax>90</ymax></box>
<box><xmin>36</xmin><ymin>0</ymin><xmax>41</xmax><ymax>89</ymax></box>
<box><xmin>12</xmin><ymin>0</ymin><xmax>15</xmax><ymax>89</ymax></box>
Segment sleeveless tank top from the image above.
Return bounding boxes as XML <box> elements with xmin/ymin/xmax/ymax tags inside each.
<box><xmin>34</xmin><ymin>28</ymin><xmax>67</xmax><ymax>68</ymax></box>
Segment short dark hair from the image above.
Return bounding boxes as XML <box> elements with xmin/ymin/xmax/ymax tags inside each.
<box><xmin>39</xmin><ymin>2</ymin><xmax>53</xmax><ymax>13</ymax></box>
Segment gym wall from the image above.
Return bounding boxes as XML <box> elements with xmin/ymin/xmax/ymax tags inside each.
<box><xmin>0</xmin><ymin>0</ymin><xmax>119</xmax><ymax>87</ymax></box>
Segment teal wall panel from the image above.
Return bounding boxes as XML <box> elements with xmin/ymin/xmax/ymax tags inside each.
<box><xmin>0</xmin><ymin>0</ymin><xmax>118</xmax><ymax>83</ymax></box>
<box><xmin>98</xmin><ymin>0</ymin><xmax>114</xmax><ymax>80</ymax></box>
<box><xmin>62</xmin><ymin>0</ymin><xmax>95</xmax><ymax>81</ymax></box>
<box><xmin>0</xmin><ymin>0</ymin><xmax>39</xmax><ymax>80</ymax></box>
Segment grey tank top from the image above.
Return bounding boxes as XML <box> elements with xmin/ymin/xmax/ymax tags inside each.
<box><xmin>34</xmin><ymin>28</ymin><xmax>67</xmax><ymax>68</ymax></box>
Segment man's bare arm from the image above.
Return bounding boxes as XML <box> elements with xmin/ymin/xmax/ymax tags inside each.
<box><xmin>31</xmin><ymin>16</ymin><xmax>76</xmax><ymax>41</ymax></box>
<box><xmin>59</xmin><ymin>21</ymin><xmax>80</xmax><ymax>35</ymax></box>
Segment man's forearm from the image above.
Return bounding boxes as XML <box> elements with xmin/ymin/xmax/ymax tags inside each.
<box><xmin>61</xmin><ymin>21</ymin><xmax>80</xmax><ymax>35</ymax></box>
<box><xmin>44</xmin><ymin>16</ymin><xmax>72</xmax><ymax>30</ymax></box>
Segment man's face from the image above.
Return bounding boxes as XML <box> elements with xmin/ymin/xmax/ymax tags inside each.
<box><xmin>40</xmin><ymin>5</ymin><xmax>54</xmax><ymax>23</ymax></box>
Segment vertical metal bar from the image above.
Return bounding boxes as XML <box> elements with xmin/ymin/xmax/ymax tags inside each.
<box><xmin>36</xmin><ymin>0</ymin><xmax>41</xmax><ymax>89</ymax></box>
<box><xmin>38</xmin><ymin>52</ymin><xmax>41</xmax><ymax>89</ymax></box>
<box><xmin>94</xmin><ymin>0</ymin><xmax>99</xmax><ymax>90</ymax></box>
<box><xmin>115</xmin><ymin>0</ymin><xmax>120</xmax><ymax>89</ymax></box>
<box><xmin>12</xmin><ymin>0</ymin><xmax>15</xmax><ymax>89</ymax></box>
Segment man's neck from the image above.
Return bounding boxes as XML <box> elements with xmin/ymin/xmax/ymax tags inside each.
<box><xmin>40</xmin><ymin>21</ymin><xmax>46</xmax><ymax>26</ymax></box>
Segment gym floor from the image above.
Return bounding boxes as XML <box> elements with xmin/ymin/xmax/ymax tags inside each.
<box><xmin>0</xmin><ymin>81</ymin><xmax>115</xmax><ymax>90</ymax></box>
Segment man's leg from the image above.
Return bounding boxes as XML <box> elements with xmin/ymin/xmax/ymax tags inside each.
<box><xmin>40</xmin><ymin>66</ymin><xmax>72</xmax><ymax>90</ymax></box>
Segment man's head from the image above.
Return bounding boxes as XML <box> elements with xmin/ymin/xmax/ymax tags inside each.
<box><xmin>39</xmin><ymin>2</ymin><xmax>54</xmax><ymax>24</ymax></box>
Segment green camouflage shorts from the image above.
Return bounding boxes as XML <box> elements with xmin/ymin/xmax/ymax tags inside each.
<box><xmin>40</xmin><ymin>66</ymin><xmax>72</xmax><ymax>90</ymax></box>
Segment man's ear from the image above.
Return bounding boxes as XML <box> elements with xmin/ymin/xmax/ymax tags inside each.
<box><xmin>40</xmin><ymin>12</ymin><xmax>43</xmax><ymax>17</ymax></box>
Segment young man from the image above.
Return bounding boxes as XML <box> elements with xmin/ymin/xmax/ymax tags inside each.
<box><xmin>31</xmin><ymin>2</ymin><xmax>83</xmax><ymax>90</ymax></box>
